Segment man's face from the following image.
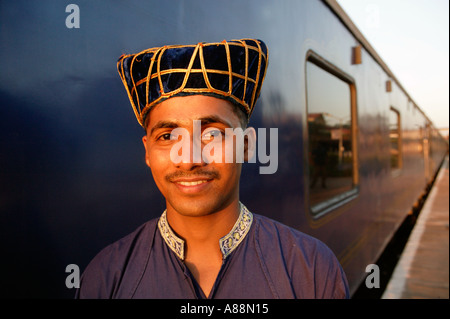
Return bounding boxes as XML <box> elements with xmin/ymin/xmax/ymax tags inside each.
<box><xmin>142</xmin><ymin>95</ymin><xmax>251</xmax><ymax>217</ymax></box>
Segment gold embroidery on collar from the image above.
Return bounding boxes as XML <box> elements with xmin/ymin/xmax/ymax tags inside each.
<box><xmin>158</xmin><ymin>210</ymin><xmax>185</xmax><ymax>260</ymax></box>
<box><xmin>219</xmin><ymin>203</ymin><xmax>253</xmax><ymax>259</ymax></box>
<box><xmin>157</xmin><ymin>202</ymin><xmax>253</xmax><ymax>260</ymax></box>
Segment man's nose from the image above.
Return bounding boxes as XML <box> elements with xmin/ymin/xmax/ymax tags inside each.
<box><xmin>174</xmin><ymin>131</ymin><xmax>207</xmax><ymax>170</ymax></box>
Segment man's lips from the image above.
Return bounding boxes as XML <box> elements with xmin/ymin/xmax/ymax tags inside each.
<box><xmin>165</xmin><ymin>170</ymin><xmax>220</xmax><ymax>192</ymax></box>
<box><xmin>165</xmin><ymin>170</ymin><xmax>220</xmax><ymax>184</ymax></box>
<box><xmin>173</xmin><ymin>179</ymin><xmax>211</xmax><ymax>186</ymax></box>
<box><xmin>170</xmin><ymin>177</ymin><xmax>214</xmax><ymax>194</ymax></box>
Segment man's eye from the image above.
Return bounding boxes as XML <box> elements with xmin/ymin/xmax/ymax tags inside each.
<box><xmin>158</xmin><ymin>133</ymin><xmax>177</xmax><ymax>141</ymax></box>
<box><xmin>202</xmin><ymin>128</ymin><xmax>223</xmax><ymax>141</ymax></box>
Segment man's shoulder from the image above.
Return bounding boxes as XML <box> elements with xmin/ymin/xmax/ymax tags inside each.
<box><xmin>93</xmin><ymin>218</ymin><xmax>159</xmax><ymax>262</ymax></box>
<box><xmin>252</xmin><ymin>213</ymin><xmax>329</xmax><ymax>254</ymax></box>
<box><xmin>251</xmin><ymin>213</ymin><xmax>349</xmax><ymax>298</ymax></box>
<box><xmin>76</xmin><ymin>218</ymin><xmax>159</xmax><ymax>298</ymax></box>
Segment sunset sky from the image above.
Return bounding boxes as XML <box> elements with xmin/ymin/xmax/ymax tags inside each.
<box><xmin>338</xmin><ymin>0</ymin><xmax>449</xmax><ymax>135</ymax></box>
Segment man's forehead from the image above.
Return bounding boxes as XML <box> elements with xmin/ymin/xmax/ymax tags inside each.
<box><xmin>146</xmin><ymin>96</ymin><xmax>241</xmax><ymax>130</ymax></box>
<box><xmin>149</xmin><ymin>115</ymin><xmax>236</xmax><ymax>136</ymax></box>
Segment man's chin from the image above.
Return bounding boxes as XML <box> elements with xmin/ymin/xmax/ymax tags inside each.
<box><xmin>166</xmin><ymin>198</ymin><xmax>231</xmax><ymax>218</ymax></box>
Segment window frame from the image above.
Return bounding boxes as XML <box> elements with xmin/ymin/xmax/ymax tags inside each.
<box><xmin>389</xmin><ymin>106</ymin><xmax>403</xmax><ymax>174</ymax></box>
<box><xmin>305</xmin><ymin>51</ymin><xmax>359</xmax><ymax>219</ymax></box>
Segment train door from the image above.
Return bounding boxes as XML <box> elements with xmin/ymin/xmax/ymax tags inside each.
<box><xmin>389</xmin><ymin>107</ymin><xmax>402</xmax><ymax>175</ymax></box>
<box><xmin>423</xmin><ymin>122</ymin><xmax>431</xmax><ymax>182</ymax></box>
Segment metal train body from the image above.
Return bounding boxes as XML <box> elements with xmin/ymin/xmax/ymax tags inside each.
<box><xmin>0</xmin><ymin>0</ymin><xmax>447</xmax><ymax>298</ymax></box>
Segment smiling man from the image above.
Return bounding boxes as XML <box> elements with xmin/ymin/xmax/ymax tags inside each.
<box><xmin>75</xmin><ymin>39</ymin><xmax>349</xmax><ymax>299</ymax></box>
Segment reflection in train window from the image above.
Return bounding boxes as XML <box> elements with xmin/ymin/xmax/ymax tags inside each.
<box><xmin>389</xmin><ymin>107</ymin><xmax>402</xmax><ymax>170</ymax></box>
<box><xmin>306</xmin><ymin>60</ymin><xmax>358</xmax><ymax>216</ymax></box>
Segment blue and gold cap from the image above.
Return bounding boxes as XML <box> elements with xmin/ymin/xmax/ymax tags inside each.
<box><xmin>117</xmin><ymin>39</ymin><xmax>269</xmax><ymax>127</ymax></box>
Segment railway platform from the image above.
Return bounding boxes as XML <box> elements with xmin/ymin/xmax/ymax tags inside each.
<box><xmin>382</xmin><ymin>156</ymin><xmax>449</xmax><ymax>299</ymax></box>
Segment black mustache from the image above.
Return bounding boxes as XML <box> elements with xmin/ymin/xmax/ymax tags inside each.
<box><xmin>165</xmin><ymin>169</ymin><xmax>220</xmax><ymax>182</ymax></box>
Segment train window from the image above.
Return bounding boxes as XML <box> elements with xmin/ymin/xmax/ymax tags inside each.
<box><xmin>389</xmin><ymin>107</ymin><xmax>402</xmax><ymax>170</ymax></box>
<box><xmin>306</xmin><ymin>58</ymin><xmax>358</xmax><ymax>216</ymax></box>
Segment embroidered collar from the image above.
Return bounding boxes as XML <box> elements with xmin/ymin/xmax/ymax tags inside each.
<box><xmin>157</xmin><ymin>202</ymin><xmax>253</xmax><ymax>260</ymax></box>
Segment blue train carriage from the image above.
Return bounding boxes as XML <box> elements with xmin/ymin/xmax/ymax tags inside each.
<box><xmin>239</xmin><ymin>0</ymin><xmax>449</xmax><ymax>295</ymax></box>
<box><xmin>0</xmin><ymin>0</ymin><xmax>447</xmax><ymax>298</ymax></box>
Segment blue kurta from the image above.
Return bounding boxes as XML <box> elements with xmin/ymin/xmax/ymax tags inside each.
<box><xmin>75</xmin><ymin>204</ymin><xmax>349</xmax><ymax>299</ymax></box>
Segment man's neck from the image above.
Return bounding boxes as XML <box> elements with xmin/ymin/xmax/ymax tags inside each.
<box><xmin>165</xmin><ymin>199</ymin><xmax>241</xmax><ymax>298</ymax></box>
<box><xmin>165</xmin><ymin>199</ymin><xmax>241</xmax><ymax>252</ymax></box>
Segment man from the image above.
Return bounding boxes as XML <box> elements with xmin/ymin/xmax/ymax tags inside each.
<box><xmin>76</xmin><ymin>39</ymin><xmax>349</xmax><ymax>299</ymax></box>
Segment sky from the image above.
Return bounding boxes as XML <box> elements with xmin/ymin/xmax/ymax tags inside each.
<box><xmin>337</xmin><ymin>0</ymin><xmax>449</xmax><ymax>134</ymax></box>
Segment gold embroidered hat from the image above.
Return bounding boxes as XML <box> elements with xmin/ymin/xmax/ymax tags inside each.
<box><xmin>117</xmin><ymin>39</ymin><xmax>269</xmax><ymax>127</ymax></box>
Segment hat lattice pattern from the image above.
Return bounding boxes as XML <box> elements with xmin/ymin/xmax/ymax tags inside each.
<box><xmin>117</xmin><ymin>39</ymin><xmax>268</xmax><ymax>127</ymax></box>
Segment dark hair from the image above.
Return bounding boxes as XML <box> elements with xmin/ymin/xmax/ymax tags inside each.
<box><xmin>231</xmin><ymin>103</ymin><xmax>249</xmax><ymax>129</ymax></box>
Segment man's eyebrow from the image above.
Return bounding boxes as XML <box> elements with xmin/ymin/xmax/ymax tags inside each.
<box><xmin>197</xmin><ymin>116</ymin><xmax>233</xmax><ymax>128</ymax></box>
<box><xmin>149</xmin><ymin>116</ymin><xmax>234</xmax><ymax>136</ymax></box>
<box><xmin>149</xmin><ymin>120</ymin><xmax>180</xmax><ymax>136</ymax></box>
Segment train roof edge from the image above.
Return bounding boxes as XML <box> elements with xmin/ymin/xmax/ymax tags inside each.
<box><xmin>322</xmin><ymin>0</ymin><xmax>443</xmax><ymax>135</ymax></box>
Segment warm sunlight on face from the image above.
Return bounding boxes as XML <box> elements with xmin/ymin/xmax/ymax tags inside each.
<box><xmin>142</xmin><ymin>95</ymin><xmax>252</xmax><ymax>217</ymax></box>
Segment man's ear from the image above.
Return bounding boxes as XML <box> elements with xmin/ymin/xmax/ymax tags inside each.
<box><xmin>244</xmin><ymin>127</ymin><xmax>257</xmax><ymax>162</ymax></box>
<box><xmin>142</xmin><ymin>135</ymin><xmax>151</xmax><ymax>168</ymax></box>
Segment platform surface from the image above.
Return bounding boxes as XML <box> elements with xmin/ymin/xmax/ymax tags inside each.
<box><xmin>382</xmin><ymin>157</ymin><xmax>449</xmax><ymax>299</ymax></box>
